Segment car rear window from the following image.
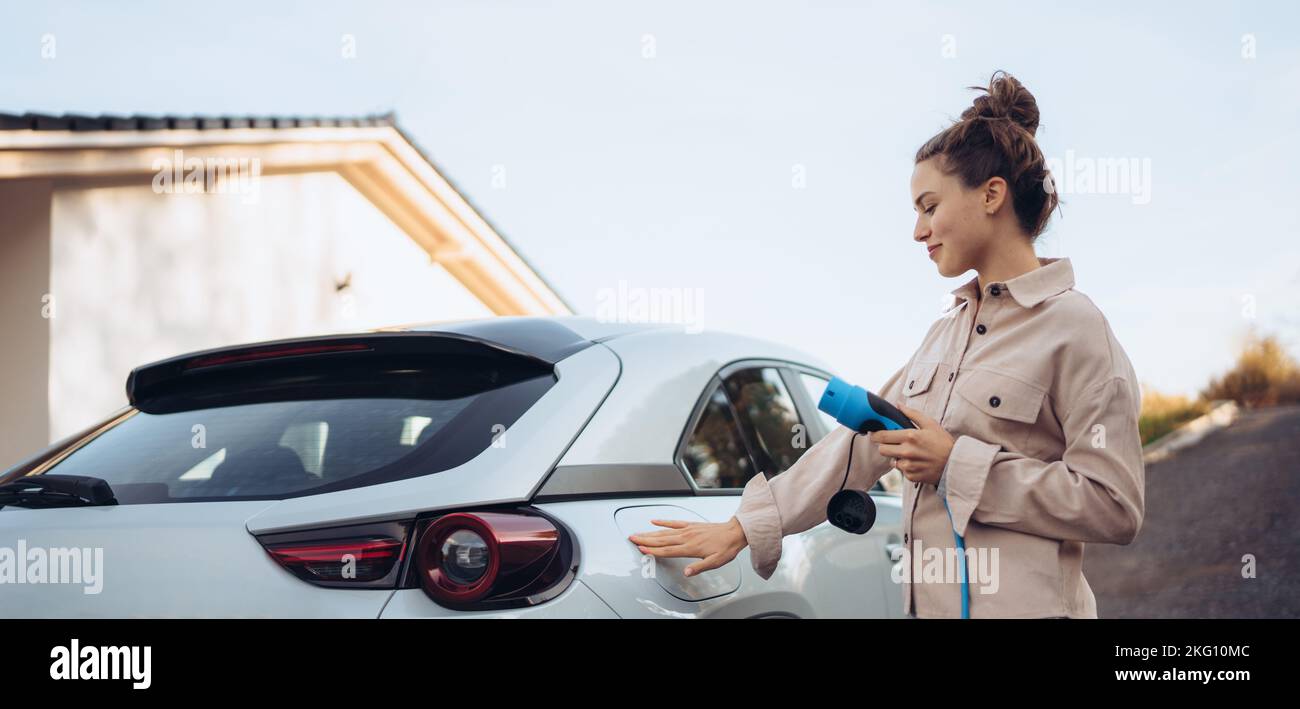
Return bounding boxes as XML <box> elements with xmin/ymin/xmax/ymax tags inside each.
<box><xmin>11</xmin><ymin>348</ymin><xmax>556</xmax><ymax>504</ymax></box>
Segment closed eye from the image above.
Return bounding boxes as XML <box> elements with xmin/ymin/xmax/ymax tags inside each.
<box><xmin>924</xmin><ymin>204</ymin><xmax>936</xmax><ymax>215</ymax></box>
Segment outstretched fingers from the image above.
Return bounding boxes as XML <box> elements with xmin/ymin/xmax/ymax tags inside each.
<box><xmin>637</xmin><ymin>542</ymin><xmax>694</xmax><ymax>558</ymax></box>
<box><xmin>627</xmin><ymin>519</ymin><xmax>692</xmax><ymax>545</ymax></box>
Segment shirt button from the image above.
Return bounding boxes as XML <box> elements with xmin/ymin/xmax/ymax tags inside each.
<box><xmin>976</xmin><ymin>324</ymin><xmax>987</xmax><ymax>335</ymax></box>
<box><xmin>908</xmin><ymin>380</ymin><xmax>915</xmax><ymax>389</ymax></box>
<box><xmin>948</xmin><ymin>372</ymin><xmax>955</xmax><ymax>382</ymax></box>
<box><xmin>990</xmin><ymin>285</ymin><xmax>1001</xmax><ymax>296</ymax></box>
<box><xmin>904</xmin><ymin>533</ymin><xmax>909</xmax><ymax>543</ymax></box>
<box><xmin>989</xmin><ymin>396</ymin><xmax>1001</xmax><ymax>407</ymax></box>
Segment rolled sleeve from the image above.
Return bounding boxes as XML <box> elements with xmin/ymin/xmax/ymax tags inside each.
<box><xmin>941</xmin><ymin>435</ymin><xmax>1001</xmax><ymax>536</ymax></box>
<box><xmin>734</xmin><ymin>472</ymin><xmax>785</xmax><ymax>580</ymax></box>
<box><xmin>940</xmin><ymin>375</ymin><xmax>1146</xmax><ymax>544</ymax></box>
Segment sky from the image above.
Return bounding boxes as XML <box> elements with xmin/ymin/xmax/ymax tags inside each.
<box><xmin>3</xmin><ymin>0</ymin><xmax>1298</xmax><ymax>397</ymax></box>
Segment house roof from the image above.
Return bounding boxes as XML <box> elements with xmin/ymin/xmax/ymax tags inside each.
<box><xmin>0</xmin><ymin>111</ymin><xmax>573</xmax><ymax>314</ymax></box>
<box><xmin>0</xmin><ymin>111</ymin><xmax>398</xmax><ymax>132</ymax></box>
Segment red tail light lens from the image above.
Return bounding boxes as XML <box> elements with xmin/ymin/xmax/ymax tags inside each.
<box><xmin>412</xmin><ymin>510</ymin><xmax>577</xmax><ymax>610</ymax></box>
<box><xmin>266</xmin><ymin>537</ymin><xmax>404</xmax><ymax>583</ymax></box>
<box><xmin>256</xmin><ymin>520</ymin><xmax>410</xmax><ymax>588</ymax></box>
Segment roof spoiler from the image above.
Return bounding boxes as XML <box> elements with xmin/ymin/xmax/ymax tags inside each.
<box><xmin>126</xmin><ymin>327</ymin><xmax>589</xmax><ymax>414</ymax></box>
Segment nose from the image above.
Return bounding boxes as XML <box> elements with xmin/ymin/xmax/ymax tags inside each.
<box><xmin>913</xmin><ymin>216</ymin><xmax>930</xmax><ymax>243</ymax></box>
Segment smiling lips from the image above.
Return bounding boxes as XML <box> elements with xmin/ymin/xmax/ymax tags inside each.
<box><xmin>927</xmin><ymin>243</ymin><xmax>942</xmax><ymax>256</ymax></box>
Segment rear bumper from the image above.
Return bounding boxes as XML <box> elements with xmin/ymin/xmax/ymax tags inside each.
<box><xmin>379</xmin><ymin>579</ymin><xmax>619</xmax><ymax>619</ymax></box>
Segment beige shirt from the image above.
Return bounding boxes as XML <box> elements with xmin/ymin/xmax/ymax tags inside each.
<box><xmin>734</xmin><ymin>256</ymin><xmax>1145</xmax><ymax>618</ymax></box>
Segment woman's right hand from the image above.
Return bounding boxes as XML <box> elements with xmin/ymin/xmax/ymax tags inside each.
<box><xmin>627</xmin><ymin>516</ymin><xmax>749</xmax><ymax>577</ymax></box>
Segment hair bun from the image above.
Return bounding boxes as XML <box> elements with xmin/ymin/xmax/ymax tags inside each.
<box><xmin>959</xmin><ymin>70</ymin><xmax>1040</xmax><ymax>137</ymax></box>
<box><xmin>915</xmin><ymin>69</ymin><xmax>1060</xmax><ymax>240</ymax></box>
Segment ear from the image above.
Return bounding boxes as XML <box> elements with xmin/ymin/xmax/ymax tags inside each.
<box><xmin>982</xmin><ymin>176</ymin><xmax>1009</xmax><ymax>215</ymax></box>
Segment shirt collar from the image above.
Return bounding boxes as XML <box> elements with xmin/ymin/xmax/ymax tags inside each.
<box><xmin>949</xmin><ymin>256</ymin><xmax>1075</xmax><ymax>309</ymax></box>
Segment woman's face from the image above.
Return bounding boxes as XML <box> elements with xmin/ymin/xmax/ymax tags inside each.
<box><xmin>910</xmin><ymin>157</ymin><xmax>996</xmax><ymax>278</ymax></box>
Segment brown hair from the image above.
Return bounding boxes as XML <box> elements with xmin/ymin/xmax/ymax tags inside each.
<box><xmin>915</xmin><ymin>70</ymin><xmax>1060</xmax><ymax>240</ymax></box>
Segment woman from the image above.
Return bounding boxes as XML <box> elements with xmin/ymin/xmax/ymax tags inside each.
<box><xmin>627</xmin><ymin>70</ymin><xmax>1145</xmax><ymax>618</ymax></box>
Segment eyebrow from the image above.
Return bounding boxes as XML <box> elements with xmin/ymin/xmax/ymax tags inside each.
<box><xmin>913</xmin><ymin>191</ymin><xmax>935</xmax><ymax>209</ymax></box>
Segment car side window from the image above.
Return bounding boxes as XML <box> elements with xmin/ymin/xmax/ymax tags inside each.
<box><xmin>681</xmin><ymin>384</ymin><xmax>752</xmax><ymax>489</ymax></box>
<box><xmin>722</xmin><ymin>367</ymin><xmax>808</xmax><ymax>479</ymax></box>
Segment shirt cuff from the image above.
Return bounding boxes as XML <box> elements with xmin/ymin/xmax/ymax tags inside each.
<box><xmin>942</xmin><ymin>435</ymin><xmax>1001</xmax><ymax>537</ymax></box>
<box><xmin>733</xmin><ymin>472</ymin><xmax>784</xmax><ymax>581</ymax></box>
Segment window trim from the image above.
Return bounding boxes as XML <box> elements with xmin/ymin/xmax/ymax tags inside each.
<box><xmin>781</xmin><ymin>366</ymin><xmax>832</xmax><ymax>442</ymax></box>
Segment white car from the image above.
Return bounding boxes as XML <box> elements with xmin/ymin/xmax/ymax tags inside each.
<box><xmin>0</xmin><ymin>317</ymin><xmax>905</xmax><ymax>618</ymax></box>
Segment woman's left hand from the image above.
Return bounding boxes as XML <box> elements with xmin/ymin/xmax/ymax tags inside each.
<box><xmin>871</xmin><ymin>403</ymin><xmax>955</xmax><ymax>486</ymax></box>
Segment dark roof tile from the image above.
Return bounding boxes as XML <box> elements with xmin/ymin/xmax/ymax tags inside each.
<box><xmin>68</xmin><ymin>114</ymin><xmax>112</xmax><ymax>131</ymax></box>
<box><xmin>0</xmin><ymin>111</ymin><xmax>399</xmax><ymax>133</ymax></box>
<box><xmin>32</xmin><ymin>114</ymin><xmax>72</xmax><ymax>130</ymax></box>
<box><xmin>0</xmin><ymin>113</ymin><xmax>32</xmax><ymax>130</ymax></box>
<box><xmin>105</xmin><ymin>115</ymin><xmax>140</xmax><ymax>130</ymax></box>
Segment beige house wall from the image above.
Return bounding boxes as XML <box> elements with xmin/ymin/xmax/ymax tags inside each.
<box><xmin>11</xmin><ymin>170</ymin><xmax>494</xmax><ymax>463</ymax></box>
<box><xmin>0</xmin><ymin>126</ymin><xmax>568</xmax><ymax>470</ymax></box>
<box><xmin>0</xmin><ymin>180</ymin><xmax>53</xmax><ymax>470</ymax></box>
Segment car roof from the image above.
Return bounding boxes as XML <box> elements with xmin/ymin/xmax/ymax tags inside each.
<box><xmin>382</xmin><ymin>315</ymin><xmax>671</xmax><ymax>342</ymax></box>
<box><xmin>379</xmin><ymin>315</ymin><xmax>833</xmax><ymax>372</ymax></box>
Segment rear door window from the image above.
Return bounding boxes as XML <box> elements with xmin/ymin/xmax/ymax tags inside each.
<box><xmin>679</xmin><ymin>365</ymin><xmax>816</xmax><ymax>490</ymax></box>
<box><xmin>680</xmin><ymin>385</ymin><xmax>753</xmax><ymax>489</ymax></box>
<box><xmin>722</xmin><ymin>367</ymin><xmax>807</xmax><ymax>478</ymax></box>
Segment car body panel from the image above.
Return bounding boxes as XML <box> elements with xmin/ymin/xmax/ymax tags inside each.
<box><xmin>0</xmin><ymin>501</ymin><xmax>395</xmax><ymax>618</ymax></box>
<box><xmin>525</xmin><ymin>493</ymin><xmax>903</xmax><ymax>619</ymax></box>
<box><xmin>379</xmin><ymin>578</ymin><xmax>620</xmax><ymax>619</ymax></box>
<box><xmin>611</xmin><ymin>504</ymin><xmax>741</xmax><ymax>601</ymax></box>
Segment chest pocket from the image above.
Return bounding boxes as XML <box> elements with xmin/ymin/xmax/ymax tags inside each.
<box><xmin>953</xmin><ymin>368</ymin><xmax>1047</xmax><ymax>451</ymax></box>
<box><xmin>902</xmin><ymin>360</ymin><xmax>940</xmax><ymax>418</ymax></box>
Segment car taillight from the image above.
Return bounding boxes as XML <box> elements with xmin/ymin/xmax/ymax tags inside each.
<box><xmin>254</xmin><ymin>509</ymin><xmax>577</xmax><ymax>607</ymax></box>
<box><xmin>256</xmin><ymin>520</ymin><xmax>410</xmax><ymax>589</ymax></box>
<box><xmin>266</xmin><ymin>538</ymin><xmax>404</xmax><ymax>583</ymax></box>
<box><xmin>411</xmin><ymin>510</ymin><xmax>577</xmax><ymax>610</ymax></box>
